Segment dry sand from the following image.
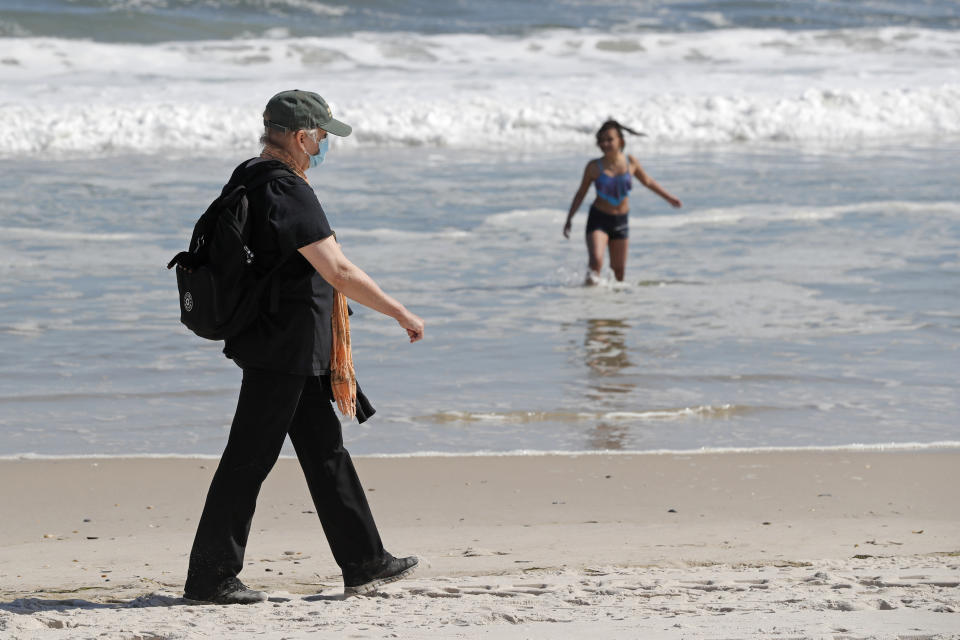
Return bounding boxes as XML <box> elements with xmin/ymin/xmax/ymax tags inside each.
<box><xmin>1</xmin><ymin>450</ymin><xmax>958</xmax><ymax>639</ymax></box>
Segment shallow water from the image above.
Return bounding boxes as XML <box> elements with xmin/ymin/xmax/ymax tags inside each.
<box><xmin>1</xmin><ymin>141</ymin><xmax>957</xmax><ymax>455</ymax></box>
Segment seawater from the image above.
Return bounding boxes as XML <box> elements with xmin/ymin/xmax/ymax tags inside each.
<box><xmin>0</xmin><ymin>0</ymin><xmax>958</xmax><ymax>456</ymax></box>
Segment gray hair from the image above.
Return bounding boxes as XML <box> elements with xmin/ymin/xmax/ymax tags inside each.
<box><xmin>260</xmin><ymin>116</ymin><xmax>317</xmax><ymax>148</ymax></box>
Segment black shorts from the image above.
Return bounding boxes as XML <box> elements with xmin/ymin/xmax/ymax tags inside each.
<box><xmin>585</xmin><ymin>205</ymin><xmax>629</xmax><ymax>239</ymax></box>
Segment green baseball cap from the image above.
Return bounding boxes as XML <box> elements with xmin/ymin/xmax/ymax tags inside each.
<box><xmin>263</xmin><ymin>89</ymin><xmax>352</xmax><ymax>137</ymax></box>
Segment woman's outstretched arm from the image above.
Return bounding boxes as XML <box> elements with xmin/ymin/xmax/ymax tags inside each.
<box><xmin>630</xmin><ymin>156</ymin><xmax>681</xmax><ymax>208</ymax></box>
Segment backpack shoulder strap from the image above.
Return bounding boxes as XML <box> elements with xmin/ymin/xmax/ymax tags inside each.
<box><xmin>244</xmin><ymin>166</ymin><xmax>298</xmax><ymax>193</ymax></box>
<box><xmin>244</xmin><ymin>166</ymin><xmax>305</xmax><ymax>296</ymax></box>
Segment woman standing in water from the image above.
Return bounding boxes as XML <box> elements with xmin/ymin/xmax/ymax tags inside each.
<box><xmin>563</xmin><ymin>120</ymin><xmax>682</xmax><ymax>284</ymax></box>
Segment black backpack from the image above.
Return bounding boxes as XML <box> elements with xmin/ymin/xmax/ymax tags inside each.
<box><xmin>167</xmin><ymin>167</ymin><xmax>293</xmax><ymax>340</ymax></box>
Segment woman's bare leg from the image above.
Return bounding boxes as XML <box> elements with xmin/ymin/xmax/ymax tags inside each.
<box><xmin>586</xmin><ymin>230</ymin><xmax>609</xmax><ymax>285</ymax></box>
<box><xmin>609</xmin><ymin>238</ymin><xmax>629</xmax><ymax>282</ymax></box>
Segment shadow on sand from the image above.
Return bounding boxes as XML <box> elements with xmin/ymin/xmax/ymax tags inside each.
<box><xmin>0</xmin><ymin>590</ymin><xmax>344</xmax><ymax>614</ymax></box>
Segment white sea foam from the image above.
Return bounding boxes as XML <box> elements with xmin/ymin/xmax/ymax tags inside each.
<box><xmin>256</xmin><ymin>0</ymin><xmax>349</xmax><ymax>17</ymax></box>
<box><xmin>423</xmin><ymin>405</ymin><xmax>742</xmax><ymax>424</ymax></box>
<box><xmin>637</xmin><ymin>199</ymin><xmax>960</xmax><ymax>229</ymax></box>
<box><xmin>359</xmin><ymin>442</ymin><xmax>960</xmax><ymax>457</ymax></box>
<box><xmin>0</xmin><ymin>27</ymin><xmax>957</xmax><ymax>155</ymax></box>
<box><xmin>480</xmin><ymin>200</ymin><xmax>960</xmax><ymax>232</ymax></box>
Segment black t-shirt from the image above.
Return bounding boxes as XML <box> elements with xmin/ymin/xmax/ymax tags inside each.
<box><xmin>222</xmin><ymin>158</ymin><xmax>335</xmax><ymax>375</ymax></box>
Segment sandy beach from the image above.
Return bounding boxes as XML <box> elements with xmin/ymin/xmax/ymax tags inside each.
<box><xmin>0</xmin><ymin>450</ymin><xmax>957</xmax><ymax>638</ymax></box>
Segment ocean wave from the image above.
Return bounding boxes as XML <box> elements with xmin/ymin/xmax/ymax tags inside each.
<box><xmin>420</xmin><ymin>404</ymin><xmax>748</xmax><ymax>424</ymax></box>
<box><xmin>9</xmin><ymin>0</ymin><xmax>960</xmax><ymax>42</ymax></box>
<box><xmin>2</xmin><ymin>27</ymin><xmax>955</xmax><ymax>81</ymax></box>
<box><xmin>635</xmin><ymin>200</ymin><xmax>960</xmax><ymax>229</ymax></box>
<box><xmin>1</xmin><ymin>86</ymin><xmax>956</xmax><ymax>155</ymax></box>
<box><xmin>83</xmin><ymin>0</ymin><xmax>347</xmax><ymax>12</ymax></box>
<box><xmin>0</xmin><ymin>27</ymin><xmax>958</xmax><ymax>155</ymax></box>
<box><xmin>480</xmin><ymin>201</ymin><xmax>960</xmax><ymax>232</ymax></box>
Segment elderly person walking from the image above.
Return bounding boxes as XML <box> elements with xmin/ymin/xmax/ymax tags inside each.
<box><xmin>183</xmin><ymin>90</ymin><xmax>423</xmax><ymax>604</ymax></box>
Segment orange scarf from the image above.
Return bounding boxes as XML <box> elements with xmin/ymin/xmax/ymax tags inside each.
<box><xmin>330</xmin><ymin>290</ymin><xmax>356</xmax><ymax>419</ymax></box>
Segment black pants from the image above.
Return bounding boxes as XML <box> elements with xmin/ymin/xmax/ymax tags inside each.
<box><xmin>184</xmin><ymin>368</ymin><xmax>384</xmax><ymax>596</ymax></box>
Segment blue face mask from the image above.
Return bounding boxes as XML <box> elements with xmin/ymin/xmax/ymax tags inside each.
<box><xmin>308</xmin><ymin>136</ymin><xmax>329</xmax><ymax>169</ymax></box>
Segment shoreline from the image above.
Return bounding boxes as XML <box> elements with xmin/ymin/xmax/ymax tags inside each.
<box><xmin>1</xmin><ymin>450</ymin><xmax>958</xmax><ymax>638</ymax></box>
<box><xmin>2</xmin><ymin>439</ymin><xmax>959</xmax><ymax>461</ymax></box>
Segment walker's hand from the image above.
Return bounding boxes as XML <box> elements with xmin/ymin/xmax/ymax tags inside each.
<box><xmin>562</xmin><ymin>220</ymin><xmax>572</xmax><ymax>239</ymax></box>
<box><xmin>669</xmin><ymin>197</ymin><xmax>682</xmax><ymax>208</ymax></box>
<box><xmin>398</xmin><ymin>310</ymin><xmax>425</xmax><ymax>343</ymax></box>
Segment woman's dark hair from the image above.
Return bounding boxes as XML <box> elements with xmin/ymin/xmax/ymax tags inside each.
<box><xmin>596</xmin><ymin>119</ymin><xmax>642</xmax><ymax>149</ymax></box>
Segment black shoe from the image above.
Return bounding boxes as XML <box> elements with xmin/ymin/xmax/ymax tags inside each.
<box><xmin>343</xmin><ymin>552</ymin><xmax>418</xmax><ymax>596</ymax></box>
<box><xmin>184</xmin><ymin>577</ymin><xmax>268</xmax><ymax>604</ymax></box>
